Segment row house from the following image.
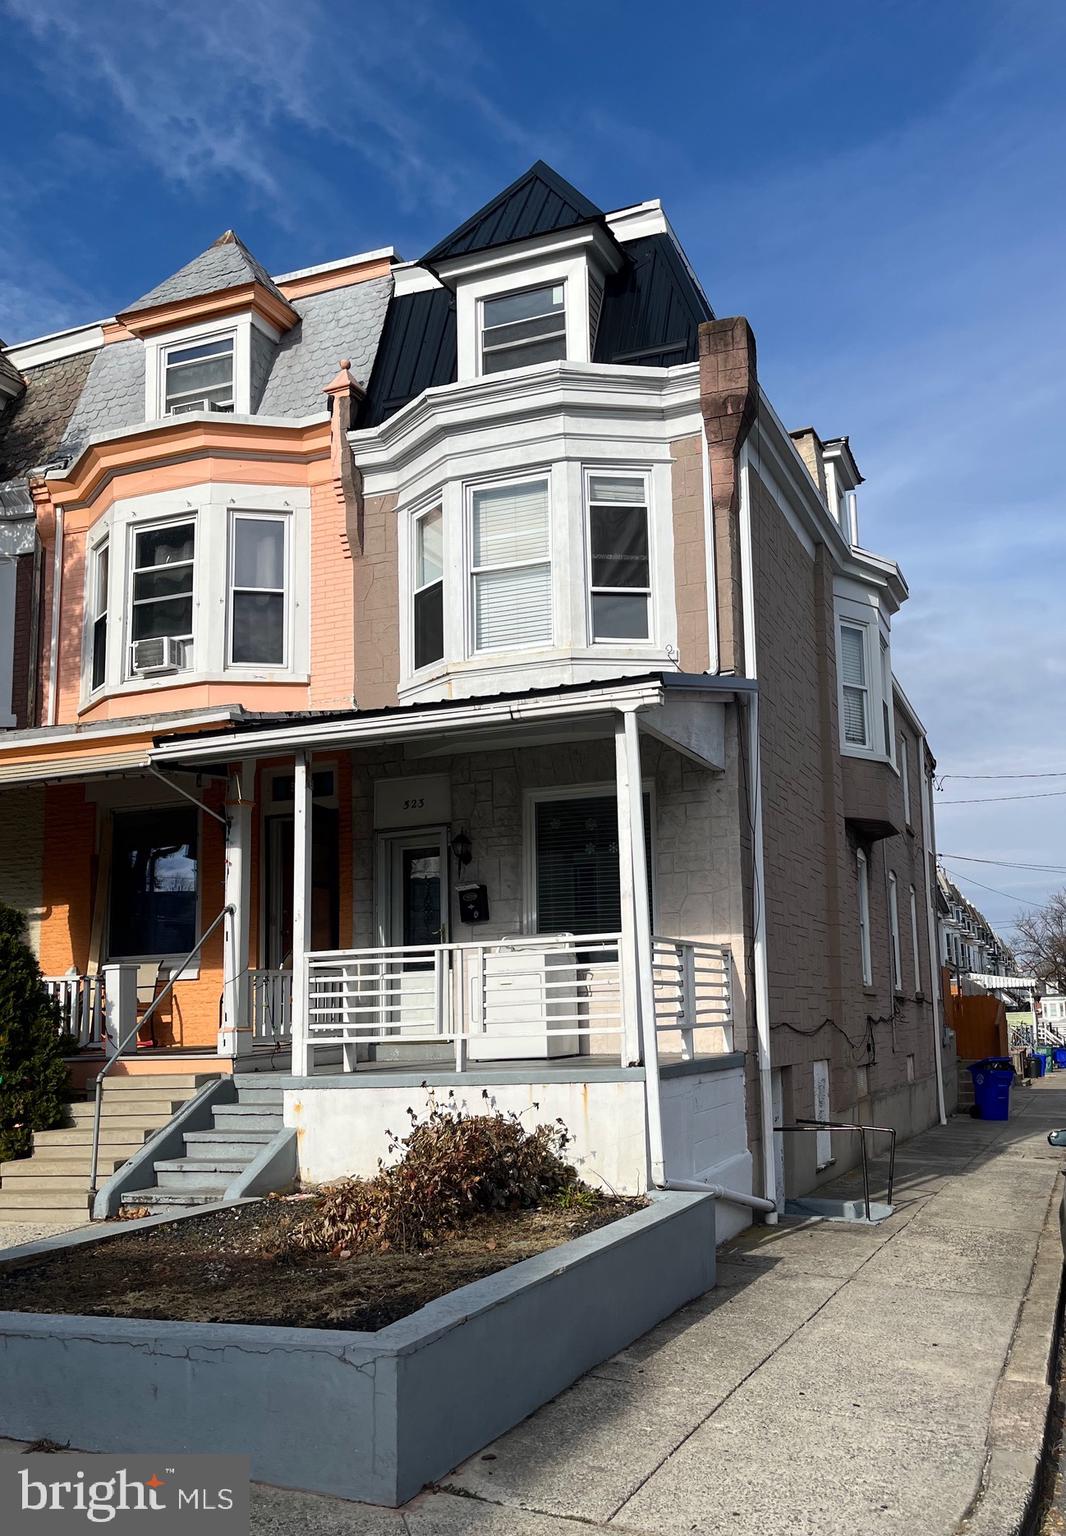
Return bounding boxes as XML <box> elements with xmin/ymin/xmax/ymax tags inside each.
<box><xmin>937</xmin><ymin>872</ymin><xmax>1017</xmax><ymax>979</ymax></box>
<box><xmin>0</xmin><ymin>163</ymin><xmax>952</xmax><ymax>1229</ymax></box>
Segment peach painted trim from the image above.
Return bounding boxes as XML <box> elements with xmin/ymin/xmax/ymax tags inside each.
<box><xmin>278</xmin><ymin>255</ymin><xmax>392</xmax><ymax>301</ymax></box>
<box><xmin>46</xmin><ymin>416</ymin><xmax>332</xmax><ymax>516</ymax></box>
<box><xmin>117</xmin><ymin>281</ymin><xmax>297</xmax><ymax>338</ymax></box>
<box><xmin>102</xmin><ymin>320</ymin><xmax>135</xmax><ymax>345</ymax></box>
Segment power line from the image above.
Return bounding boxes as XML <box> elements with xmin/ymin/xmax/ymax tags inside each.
<box><xmin>936</xmin><ymin>790</ymin><xmax>1066</xmax><ymax>805</ymax></box>
<box><xmin>940</xmin><ymin>853</ymin><xmax>1066</xmax><ymax>873</ymax></box>
<box><xmin>942</xmin><ymin>868</ymin><xmax>1037</xmax><ymax>907</ymax></box>
<box><xmin>940</xmin><ymin>771</ymin><xmax>1066</xmax><ymax>781</ymax></box>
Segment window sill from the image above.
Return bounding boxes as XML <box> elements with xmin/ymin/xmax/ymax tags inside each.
<box><xmin>862</xmin><ymin>985</ymin><xmax>878</xmax><ymax>999</ymax></box>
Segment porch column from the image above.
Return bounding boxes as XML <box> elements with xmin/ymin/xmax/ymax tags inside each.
<box><xmin>101</xmin><ymin>963</ymin><xmax>139</xmax><ymax>1058</ymax></box>
<box><xmin>617</xmin><ymin>708</ymin><xmax>665</xmax><ymax>1187</ymax></box>
<box><xmin>614</xmin><ymin>717</ymin><xmax>642</xmax><ymax>1066</ymax></box>
<box><xmin>290</xmin><ymin>750</ymin><xmax>313</xmax><ymax>1076</ymax></box>
<box><xmin>219</xmin><ymin>760</ymin><xmax>254</xmax><ymax>1060</ymax></box>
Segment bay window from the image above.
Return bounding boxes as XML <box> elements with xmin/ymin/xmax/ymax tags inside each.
<box><xmin>480</xmin><ymin>284</ymin><xmax>566</xmax><ymax>375</ymax></box>
<box><xmin>230</xmin><ymin>513</ymin><xmax>286</xmax><ymax>666</ymax></box>
<box><xmin>90</xmin><ymin>538</ymin><xmax>109</xmax><ymax>691</ymax></box>
<box><xmin>109</xmin><ymin>806</ymin><xmax>198</xmax><ymax>959</ymax></box>
<box><xmin>130</xmin><ymin>521</ymin><xmax>195</xmax><ymax>670</ymax></box>
<box><xmin>470</xmin><ymin>478</ymin><xmax>552</xmax><ymax>651</ymax></box>
<box><xmin>413</xmin><ymin>507</ymin><xmax>444</xmax><ymax>670</ymax></box>
<box><xmin>164</xmin><ymin>335</ymin><xmax>235</xmax><ymax>414</ymax></box>
<box><xmin>839</xmin><ymin>622</ymin><xmax>869</xmax><ymax>747</ymax></box>
<box><xmin>587</xmin><ymin>474</ymin><xmax>651</xmax><ymax>641</ymax></box>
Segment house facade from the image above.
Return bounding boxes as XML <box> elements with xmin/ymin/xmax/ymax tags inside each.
<box><xmin>0</xmin><ymin>164</ymin><xmax>951</xmax><ymax>1227</ymax></box>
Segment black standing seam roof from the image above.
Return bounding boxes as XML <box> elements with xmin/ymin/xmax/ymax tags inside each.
<box><xmin>358</xmin><ymin>234</ymin><xmax>712</xmax><ymax>430</ymax></box>
<box><xmin>423</xmin><ymin>161</ymin><xmax>604</xmax><ymax>264</ymax></box>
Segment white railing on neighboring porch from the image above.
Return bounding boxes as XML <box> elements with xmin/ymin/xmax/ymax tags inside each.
<box><xmin>306</xmin><ymin>933</ymin><xmax>626</xmax><ymax>1064</ymax></box>
<box><xmin>652</xmin><ymin>938</ymin><xmax>733</xmax><ymax>1057</ymax></box>
<box><xmin>302</xmin><ymin>933</ymin><xmax>733</xmax><ymax>1067</ymax></box>
<box><xmin>44</xmin><ymin>974</ymin><xmax>106</xmax><ymax>1049</ymax></box>
<box><xmin>248</xmin><ymin>969</ymin><xmax>293</xmax><ymax>1046</ymax></box>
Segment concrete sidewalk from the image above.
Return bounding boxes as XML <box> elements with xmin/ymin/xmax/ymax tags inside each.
<box><xmin>4</xmin><ymin>1079</ymin><xmax>1064</xmax><ymax>1533</ymax></box>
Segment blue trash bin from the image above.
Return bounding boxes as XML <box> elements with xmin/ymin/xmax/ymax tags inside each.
<box><xmin>1055</xmin><ymin>1048</ymin><xmax>1066</xmax><ymax>1069</ymax></box>
<box><xmin>1034</xmin><ymin>1050</ymin><xmax>1049</xmax><ymax>1077</ymax></box>
<box><xmin>969</xmin><ymin>1058</ymin><xmax>1015</xmax><ymax>1120</ymax></box>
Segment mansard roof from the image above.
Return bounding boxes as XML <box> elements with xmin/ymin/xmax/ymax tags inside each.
<box><xmin>423</xmin><ymin>161</ymin><xmax>604</xmax><ymax>264</ymax></box>
<box><xmin>124</xmin><ymin>229</ymin><xmax>288</xmax><ymax>314</ymax></box>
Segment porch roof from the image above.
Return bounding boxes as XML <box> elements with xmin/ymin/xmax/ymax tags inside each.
<box><xmin>148</xmin><ymin>673</ymin><xmax>755</xmax><ymax>773</ymax></box>
<box><xmin>0</xmin><ymin>707</ymin><xmax>244</xmax><ymax>786</ymax></box>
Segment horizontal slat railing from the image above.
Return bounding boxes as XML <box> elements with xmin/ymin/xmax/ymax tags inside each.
<box><xmin>248</xmin><ymin>969</ymin><xmax>293</xmax><ymax>1045</ymax></box>
<box><xmin>305</xmin><ymin>933</ymin><xmax>625</xmax><ymax>1064</ymax></box>
<box><xmin>651</xmin><ymin>938</ymin><xmax>733</xmax><ymax>1058</ymax></box>
<box><xmin>44</xmin><ymin>975</ymin><xmax>105</xmax><ymax>1050</ymax></box>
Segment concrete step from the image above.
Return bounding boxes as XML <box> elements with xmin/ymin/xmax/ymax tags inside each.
<box><xmin>212</xmin><ymin>1106</ymin><xmax>284</xmax><ymax>1133</ymax></box>
<box><xmin>154</xmin><ymin>1158</ymin><xmax>250</xmax><ymax>1192</ymax></box>
<box><xmin>67</xmin><ymin>1096</ymin><xmax>189</xmax><ymax>1117</ymax></box>
<box><xmin>119</xmin><ymin>1188</ymin><xmax>226</xmax><ymax>1211</ymax></box>
<box><xmin>0</xmin><ymin>1172</ymin><xmax>92</xmax><ymax>1193</ymax></box>
<box><xmin>33</xmin><ymin>1126</ymin><xmax>154</xmax><ymax>1148</ymax></box>
<box><xmin>0</xmin><ymin>1210</ymin><xmax>86</xmax><ymax>1228</ymax></box>
<box><xmin>2</xmin><ymin>1152</ymin><xmax>135</xmax><ymax>1178</ymax></box>
<box><xmin>65</xmin><ymin>1106</ymin><xmax>182</xmax><ymax>1127</ymax></box>
<box><xmin>0</xmin><ymin>1187</ymin><xmax>89</xmax><ymax>1212</ymax></box>
<box><xmin>101</xmin><ymin>1074</ymin><xmax>219</xmax><ymax>1090</ymax></box>
<box><xmin>233</xmin><ymin>1086</ymin><xmax>285</xmax><ymax>1106</ymax></box>
<box><xmin>183</xmin><ymin>1130</ymin><xmax>274</xmax><ymax>1161</ymax></box>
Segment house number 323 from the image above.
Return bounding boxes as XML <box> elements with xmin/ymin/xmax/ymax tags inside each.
<box><xmin>403</xmin><ymin>797</ymin><xmax>425</xmax><ymax>810</ymax></box>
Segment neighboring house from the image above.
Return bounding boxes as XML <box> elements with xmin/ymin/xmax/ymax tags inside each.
<box><xmin>938</xmin><ymin>872</ymin><xmax>1018</xmax><ymax>984</ymax></box>
<box><xmin>0</xmin><ymin>163</ymin><xmax>952</xmax><ymax>1226</ymax></box>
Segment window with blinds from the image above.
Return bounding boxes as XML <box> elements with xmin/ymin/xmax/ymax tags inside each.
<box><xmin>839</xmin><ymin>623</ymin><xmax>869</xmax><ymax>747</ymax></box>
<box><xmin>587</xmin><ymin>474</ymin><xmax>651</xmax><ymax>641</ymax></box>
<box><xmin>534</xmin><ymin>791</ymin><xmax>652</xmax><ymax>936</ymax></box>
<box><xmin>471</xmin><ymin>479</ymin><xmax>552</xmax><ymax>652</ymax></box>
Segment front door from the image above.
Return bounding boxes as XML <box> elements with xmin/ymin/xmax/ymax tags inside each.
<box><xmin>265</xmin><ymin>807</ymin><xmax>339</xmax><ymax>968</ymax></box>
<box><xmin>376</xmin><ymin>829</ymin><xmax>449</xmax><ymax>1036</ymax></box>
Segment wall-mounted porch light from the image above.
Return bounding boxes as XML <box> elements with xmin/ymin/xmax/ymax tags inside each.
<box><xmin>450</xmin><ymin>828</ymin><xmax>472</xmax><ymax>868</ymax></box>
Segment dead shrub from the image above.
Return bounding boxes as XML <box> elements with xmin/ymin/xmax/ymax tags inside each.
<box><xmin>287</xmin><ymin>1091</ymin><xmax>578</xmax><ymax>1256</ymax></box>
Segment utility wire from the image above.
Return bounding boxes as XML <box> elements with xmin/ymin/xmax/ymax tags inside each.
<box><xmin>939</xmin><ymin>770</ymin><xmax>1066</xmax><ymax>781</ymax></box>
<box><xmin>942</xmin><ymin>868</ymin><xmax>1037</xmax><ymax>907</ymax></box>
<box><xmin>936</xmin><ymin>790</ymin><xmax>1066</xmax><ymax>805</ymax></box>
<box><xmin>940</xmin><ymin>853</ymin><xmax>1066</xmax><ymax>873</ymax></box>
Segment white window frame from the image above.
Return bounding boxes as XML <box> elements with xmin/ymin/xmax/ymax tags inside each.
<box><xmin>522</xmin><ymin>780</ymin><xmax>657</xmax><ymax>936</ymax></box>
<box><xmin>87</xmin><ymin>534</ymin><xmax>110</xmax><ymax>696</ymax></box>
<box><xmin>584</xmin><ymin>467</ymin><xmax>654</xmax><ymax>645</ymax></box>
<box><xmin>880</xmin><ymin>638</ymin><xmax>893</xmax><ymax>757</ymax></box>
<box><xmin>227</xmin><ymin>510</ymin><xmax>290</xmax><ymax>670</ymax></box>
<box><xmin>143</xmin><ymin>313</ymin><xmax>274</xmax><ymax>420</ymax></box>
<box><xmin>162</xmin><ymin>332</ymin><xmax>236</xmax><ymax>416</ymax></box>
<box><xmin>888</xmin><ymin>870</ymin><xmax>903</xmax><ymax>993</ymax></box>
<box><xmin>857</xmin><ymin>848</ymin><xmax>872</xmax><ymax>986</ymax></box>
<box><xmin>455</xmin><ymin>252</ymin><xmax>596</xmax><ymax>383</ymax></box>
<box><xmin>411</xmin><ymin>504</ymin><xmax>445</xmax><ymax>673</ymax></box>
<box><xmin>466</xmin><ymin>471</ymin><xmax>553</xmax><ymax>657</ymax></box>
<box><xmin>838</xmin><ymin>620</ymin><xmax>871</xmax><ymax>749</ymax></box>
<box><xmin>126</xmin><ymin>514</ymin><xmax>198</xmax><ymax>679</ymax></box>
<box><xmin>834</xmin><ymin>594</ymin><xmax>894</xmax><ymax>763</ymax></box>
<box><xmin>909</xmin><ymin>884</ymin><xmax>922</xmax><ymax>996</ymax></box>
<box><xmin>478</xmin><ymin>281</ymin><xmax>567</xmax><ymax>377</ymax></box>
<box><xmin>899</xmin><ymin>734</ymin><xmax>912</xmax><ymax>825</ymax></box>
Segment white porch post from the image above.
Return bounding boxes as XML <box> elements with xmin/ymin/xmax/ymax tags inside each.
<box><xmin>290</xmin><ymin>750</ymin><xmax>313</xmax><ymax>1076</ymax></box>
<box><xmin>614</xmin><ymin>717</ymin><xmax>642</xmax><ymax>1066</ymax></box>
<box><xmin>101</xmin><ymin>962</ymin><xmax>139</xmax><ymax>1058</ymax></box>
<box><xmin>219</xmin><ymin>760</ymin><xmax>253</xmax><ymax>1060</ymax></box>
<box><xmin>620</xmin><ymin>707</ymin><xmax>665</xmax><ymax>1187</ymax></box>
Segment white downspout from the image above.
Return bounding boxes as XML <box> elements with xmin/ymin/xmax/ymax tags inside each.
<box><xmin>920</xmin><ymin>746</ymin><xmax>948</xmax><ymax>1124</ymax></box>
<box><xmin>46</xmin><ymin>505</ymin><xmax>64</xmax><ymax>725</ymax></box>
<box><xmin>737</xmin><ymin>448</ymin><xmax>779</xmax><ymax>1220</ymax></box>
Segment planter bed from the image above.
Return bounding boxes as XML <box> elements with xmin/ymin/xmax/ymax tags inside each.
<box><xmin>0</xmin><ymin>1190</ymin><xmax>715</xmax><ymax>1506</ymax></box>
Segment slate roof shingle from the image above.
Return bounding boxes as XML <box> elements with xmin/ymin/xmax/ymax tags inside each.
<box><xmin>257</xmin><ymin>275</ymin><xmax>392</xmax><ymax>416</ymax></box>
<box><xmin>124</xmin><ymin>230</ymin><xmax>288</xmax><ymax>313</ymax></box>
<box><xmin>0</xmin><ymin>350</ymin><xmax>95</xmax><ymax>481</ymax></box>
<box><xmin>57</xmin><ymin>340</ymin><xmax>145</xmax><ymax>459</ymax></box>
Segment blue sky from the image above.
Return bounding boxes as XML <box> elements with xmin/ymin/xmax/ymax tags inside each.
<box><xmin>2</xmin><ymin>0</ymin><xmax>1064</xmax><ymax>938</ymax></box>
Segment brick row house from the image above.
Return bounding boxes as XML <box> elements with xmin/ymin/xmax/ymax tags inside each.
<box><xmin>0</xmin><ymin>164</ymin><xmax>953</xmax><ymax>1227</ymax></box>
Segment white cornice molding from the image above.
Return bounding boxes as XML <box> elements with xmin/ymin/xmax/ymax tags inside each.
<box><xmin>5</xmin><ymin>322</ymin><xmax>107</xmax><ymax>371</ymax></box>
<box><xmin>429</xmin><ymin>223</ymin><xmax>624</xmax><ymax>285</ymax></box>
<box><xmin>348</xmin><ymin>362</ymin><xmax>701</xmax><ymax>498</ymax></box>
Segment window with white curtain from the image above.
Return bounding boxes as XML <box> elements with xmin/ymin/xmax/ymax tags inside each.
<box><xmin>839</xmin><ymin>623</ymin><xmax>869</xmax><ymax>747</ymax></box>
<box><xmin>470</xmin><ymin>478</ymin><xmax>551</xmax><ymax>652</ymax></box>
<box><xmin>229</xmin><ymin>513</ymin><xmax>287</xmax><ymax>666</ymax></box>
<box><xmin>888</xmin><ymin>870</ymin><xmax>903</xmax><ymax>991</ymax></box>
<box><xmin>857</xmin><ymin>848</ymin><xmax>872</xmax><ymax>985</ymax></box>
<box><xmin>587</xmin><ymin>473</ymin><xmax>651</xmax><ymax>641</ymax></box>
<box><xmin>413</xmin><ymin>507</ymin><xmax>444</xmax><ymax>670</ymax></box>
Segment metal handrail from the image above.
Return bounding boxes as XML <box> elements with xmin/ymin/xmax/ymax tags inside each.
<box><xmin>778</xmin><ymin>1119</ymin><xmax>897</xmax><ymax>1223</ymax></box>
<box><xmin>85</xmin><ymin>904</ymin><xmax>234</xmax><ymax>1216</ymax></box>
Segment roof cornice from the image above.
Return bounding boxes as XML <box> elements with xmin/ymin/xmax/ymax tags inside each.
<box><xmin>116</xmin><ymin>280</ymin><xmax>298</xmax><ymax>339</ymax></box>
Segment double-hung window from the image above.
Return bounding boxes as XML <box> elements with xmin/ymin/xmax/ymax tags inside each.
<box><xmin>880</xmin><ymin>638</ymin><xmax>892</xmax><ymax>755</ymax></box>
<box><xmin>857</xmin><ymin>848</ymin><xmax>872</xmax><ymax>985</ymax></box>
<box><xmin>587</xmin><ymin>474</ymin><xmax>651</xmax><ymax>641</ymax></box>
<box><xmin>130</xmin><ymin>521</ymin><xmax>195</xmax><ymax>670</ymax></box>
<box><xmin>909</xmin><ymin>884</ymin><xmax>921</xmax><ymax>995</ymax></box>
<box><xmin>413</xmin><ymin>508</ymin><xmax>444</xmax><ymax>670</ymax></box>
<box><xmin>230</xmin><ymin>514</ymin><xmax>286</xmax><ymax>666</ymax></box>
<box><xmin>90</xmin><ymin>539</ymin><xmax>109</xmax><ymax>691</ymax></box>
<box><xmin>839</xmin><ymin>623</ymin><xmax>869</xmax><ymax>747</ymax></box>
<box><xmin>470</xmin><ymin>479</ymin><xmax>551</xmax><ymax>652</ymax></box>
<box><xmin>480</xmin><ymin>284</ymin><xmax>566</xmax><ymax>375</ymax></box>
<box><xmin>164</xmin><ymin>335</ymin><xmax>235</xmax><ymax>414</ymax></box>
<box><xmin>899</xmin><ymin>735</ymin><xmax>911</xmax><ymax>824</ymax></box>
<box><xmin>888</xmin><ymin>870</ymin><xmax>903</xmax><ymax>991</ymax></box>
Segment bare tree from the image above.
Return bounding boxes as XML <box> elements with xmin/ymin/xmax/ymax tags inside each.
<box><xmin>1014</xmin><ymin>890</ymin><xmax>1066</xmax><ymax>994</ymax></box>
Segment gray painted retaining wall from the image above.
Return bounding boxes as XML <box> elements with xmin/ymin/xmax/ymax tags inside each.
<box><xmin>0</xmin><ymin>1190</ymin><xmax>715</xmax><ymax>1505</ymax></box>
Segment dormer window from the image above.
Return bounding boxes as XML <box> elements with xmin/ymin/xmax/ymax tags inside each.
<box><xmin>164</xmin><ymin>334</ymin><xmax>235</xmax><ymax>414</ymax></box>
<box><xmin>480</xmin><ymin>284</ymin><xmax>566</xmax><ymax>375</ymax></box>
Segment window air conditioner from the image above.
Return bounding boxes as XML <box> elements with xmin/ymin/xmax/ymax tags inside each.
<box><xmin>130</xmin><ymin>636</ymin><xmax>185</xmax><ymax>675</ymax></box>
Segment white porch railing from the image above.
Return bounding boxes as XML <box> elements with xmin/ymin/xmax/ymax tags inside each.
<box><xmin>303</xmin><ymin>933</ymin><xmax>733</xmax><ymax>1066</ymax></box>
<box><xmin>249</xmin><ymin>968</ymin><xmax>293</xmax><ymax>1046</ymax></box>
<box><xmin>306</xmin><ymin>933</ymin><xmax>625</xmax><ymax>1064</ymax></box>
<box><xmin>652</xmin><ymin>938</ymin><xmax>733</xmax><ymax>1057</ymax></box>
<box><xmin>43</xmin><ymin>974</ymin><xmax>106</xmax><ymax>1050</ymax></box>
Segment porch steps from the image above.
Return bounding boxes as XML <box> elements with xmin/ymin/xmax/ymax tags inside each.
<box><xmin>118</xmin><ymin>1082</ymin><xmax>285</xmax><ymax>1214</ymax></box>
<box><xmin>0</xmin><ymin>1075</ymin><xmax>215</xmax><ymax>1225</ymax></box>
